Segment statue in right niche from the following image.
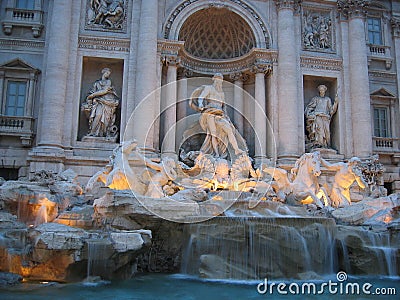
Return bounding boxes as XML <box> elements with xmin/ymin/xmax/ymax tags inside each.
<box><xmin>305</xmin><ymin>84</ymin><xmax>338</xmax><ymax>150</ymax></box>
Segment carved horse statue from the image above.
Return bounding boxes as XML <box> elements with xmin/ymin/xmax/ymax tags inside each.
<box><xmin>86</xmin><ymin>140</ymin><xmax>146</xmax><ymax>193</ymax></box>
<box><xmin>264</xmin><ymin>152</ymin><xmax>329</xmax><ymax>208</ymax></box>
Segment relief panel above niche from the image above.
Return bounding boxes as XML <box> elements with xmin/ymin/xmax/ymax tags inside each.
<box><xmin>302</xmin><ymin>7</ymin><xmax>336</xmax><ymax>54</ymax></box>
<box><xmin>84</xmin><ymin>0</ymin><xmax>128</xmax><ymax>33</ymax></box>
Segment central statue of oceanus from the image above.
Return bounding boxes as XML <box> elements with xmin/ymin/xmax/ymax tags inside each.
<box><xmin>189</xmin><ymin>73</ymin><xmax>248</xmax><ymax>159</ymax></box>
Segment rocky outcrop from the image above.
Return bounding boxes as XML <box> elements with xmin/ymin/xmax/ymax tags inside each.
<box><xmin>0</xmin><ymin>222</ymin><xmax>152</xmax><ymax>282</ymax></box>
<box><xmin>0</xmin><ymin>177</ymin><xmax>399</xmax><ymax>282</ymax></box>
<box><xmin>53</xmin><ymin>205</ymin><xmax>94</xmax><ymax>229</ymax></box>
<box><xmin>0</xmin><ymin>171</ymin><xmax>86</xmax><ymax>226</ymax></box>
<box><xmin>0</xmin><ymin>212</ymin><xmax>26</xmax><ymax>229</ymax></box>
<box><xmin>0</xmin><ymin>272</ymin><xmax>22</xmax><ymax>286</ymax></box>
<box><xmin>332</xmin><ymin>194</ymin><xmax>400</xmax><ymax>226</ymax></box>
<box><xmin>93</xmin><ymin>190</ymin><xmax>200</xmax><ymax>226</ymax></box>
<box><xmin>110</xmin><ymin>230</ymin><xmax>151</xmax><ymax>252</ymax></box>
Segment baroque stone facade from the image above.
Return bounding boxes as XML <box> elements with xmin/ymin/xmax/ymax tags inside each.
<box><xmin>0</xmin><ymin>0</ymin><xmax>399</xmax><ymax>193</ymax></box>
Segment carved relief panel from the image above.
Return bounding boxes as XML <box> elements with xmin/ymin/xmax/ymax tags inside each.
<box><xmin>302</xmin><ymin>7</ymin><xmax>335</xmax><ymax>53</ymax></box>
<box><xmin>85</xmin><ymin>0</ymin><xmax>128</xmax><ymax>33</ymax></box>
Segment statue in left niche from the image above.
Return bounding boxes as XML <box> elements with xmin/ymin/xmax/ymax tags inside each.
<box><xmin>81</xmin><ymin>67</ymin><xmax>120</xmax><ymax>140</ymax></box>
<box><xmin>87</xmin><ymin>0</ymin><xmax>125</xmax><ymax>29</ymax></box>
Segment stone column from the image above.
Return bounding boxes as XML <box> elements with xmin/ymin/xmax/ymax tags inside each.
<box><xmin>129</xmin><ymin>0</ymin><xmax>159</xmax><ymax>149</ymax></box>
<box><xmin>252</xmin><ymin>64</ymin><xmax>271</xmax><ymax>163</ymax></box>
<box><xmin>267</xmin><ymin>62</ymin><xmax>279</xmax><ymax>160</ymax></box>
<box><xmin>37</xmin><ymin>1</ymin><xmax>72</xmax><ymax>149</ymax></box>
<box><xmin>177</xmin><ymin>68</ymin><xmax>189</xmax><ymax>122</ymax></box>
<box><xmin>162</xmin><ymin>55</ymin><xmax>179</xmax><ymax>157</ymax></box>
<box><xmin>274</xmin><ymin>0</ymin><xmax>300</xmax><ymax>162</ymax></box>
<box><xmin>338</xmin><ymin>13</ymin><xmax>353</xmax><ymax>157</ymax></box>
<box><xmin>229</xmin><ymin>73</ymin><xmax>246</xmax><ymax>136</ymax></box>
<box><xmin>176</xmin><ymin>68</ymin><xmax>190</xmax><ymax>150</ymax></box>
<box><xmin>338</xmin><ymin>0</ymin><xmax>372</xmax><ymax>158</ymax></box>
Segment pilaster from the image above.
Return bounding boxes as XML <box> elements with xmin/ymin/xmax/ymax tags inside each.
<box><xmin>275</xmin><ymin>0</ymin><xmax>301</xmax><ymax>163</ymax></box>
<box><xmin>162</xmin><ymin>54</ymin><xmax>180</xmax><ymax>157</ymax></box>
<box><xmin>339</xmin><ymin>0</ymin><xmax>372</xmax><ymax>158</ymax></box>
<box><xmin>37</xmin><ymin>1</ymin><xmax>72</xmax><ymax>149</ymax></box>
<box><xmin>129</xmin><ymin>0</ymin><xmax>159</xmax><ymax>149</ymax></box>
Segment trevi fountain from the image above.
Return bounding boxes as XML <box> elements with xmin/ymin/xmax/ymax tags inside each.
<box><xmin>0</xmin><ymin>73</ymin><xmax>398</xmax><ymax>299</ymax></box>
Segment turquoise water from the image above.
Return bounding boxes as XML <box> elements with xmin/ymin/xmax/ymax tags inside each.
<box><xmin>0</xmin><ymin>274</ymin><xmax>399</xmax><ymax>300</ymax></box>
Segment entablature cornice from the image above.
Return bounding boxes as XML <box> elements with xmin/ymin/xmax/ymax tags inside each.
<box><xmin>177</xmin><ymin>47</ymin><xmax>277</xmax><ymax>76</ymax></box>
<box><xmin>300</xmin><ymin>55</ymin><xmax>343</xmax><ymax>71</ymax></box>
<box><xmin>78</xmin><ymin>35</ymin><xmax>130</xmax><ymax>52</ymax></box>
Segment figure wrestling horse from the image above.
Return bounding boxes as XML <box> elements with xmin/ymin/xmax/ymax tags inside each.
<box><xmin>264</xmin><ymin>151</ymin><xmax>329</xmax><ymax>208</ymax></box>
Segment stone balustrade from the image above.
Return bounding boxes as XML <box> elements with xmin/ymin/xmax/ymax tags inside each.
<box><xmin>11</xmin><ymin>9</ymin><xmax>35</xmax><ymax>20</ymax></box>
<box><xmin>367</xmin><ymin>44</ymin><xmax>393</xmax><ymax>69</ymax></box>
<box><xmin>0</xmin><ymin>115</ymin><xmax>35</xmax><ymax>146</ymax></box>
<box><xmin>2</xmin><ymin>7</ymin><xmax>43</xmax><ymax>37</ymax></box>
<box><xmin>373</xmin><ymin>136</ymin><xmax>400</xmax><ymax>152</ymax></box>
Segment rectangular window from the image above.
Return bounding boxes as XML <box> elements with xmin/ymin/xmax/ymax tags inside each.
<box><xmin>16</xmin><ymin>0</ymin><xmax>35</xmax><ymax>10</ymax></box>
<box><xmin>373</xmin><ymin>107</ymin><xmax>389</xmax><ymax>137</ymax></box>
<box><xmin>368</xmin><ymin>18</ymin><xmax>382</xmax><ymax>45</ymax></box>
<box><xmin>5</xmin><ymin>81</ymin><xmax>26</xmax><ymax>116</ymax></box>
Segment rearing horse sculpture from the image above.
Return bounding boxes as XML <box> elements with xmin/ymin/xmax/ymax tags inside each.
<box><xmin>264</xmin><ymin>151</ymin><xmax>329</xmax><ymax>208</ymax></box>
<box><xmin>85</xmin><ymin>140</ymin><xmax>146</xmax><ymax>193</ymax></box>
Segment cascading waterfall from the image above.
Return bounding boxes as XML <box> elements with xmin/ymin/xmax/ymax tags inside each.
<box><xmin>181</xmin><ymin>217</ymin><xmax>337</xmax><ymax>280</ymax></box>
<box><xmin>86</xmin><ymin>239</ymin><xmax>109</xmax><ymax>279</ymax></box>
<box><xmin>337</xmin><ymin>239</ymin><xmax>352</xmax><ymax>273</ymax></box>
<box><xmin>34</xmin><ymin>204</ymin><xmax>48</xmax><ymax>226</ymax></box>
<box><xmin>362</xmin><ymin>230</ymin><xmax>397</xmax><ymax>277</ymax></box>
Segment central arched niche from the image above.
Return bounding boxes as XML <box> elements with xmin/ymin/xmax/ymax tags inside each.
<box><xmin>178</xmin><ymin>7</ymin><xmax>256</xmax><ymax>60</ymax></box>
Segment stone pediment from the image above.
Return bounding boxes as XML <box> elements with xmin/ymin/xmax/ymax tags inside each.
<box><xmin>0</xmin><ymin>58</ymin><xmax>40</xmax><ymax>73</ymax></box>
<box><xmin>370</xmin><ymin>88</ymin><xmax>396</xmax><ymax>98</ymax></box>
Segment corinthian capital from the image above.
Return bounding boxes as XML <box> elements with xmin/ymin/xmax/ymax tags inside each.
<box><xmin>274</xmin><ymin>0</ymin><xmax>302</xmax><ymax>11</ymax></box>
<box><xmin>229</xmin><ymin>72</ymin><xmax>249</xmax><ymax>82</ymax></box>
<box><xmin>163</xmin><ymin>55</ymin><xmax>180</xmax><ymax>67</ymax></box>
<box><xmin>392</xmin><ymin>17</ymin><xmax>400</xmax><ymax>38</ymax></box>
<box><xmin>251</xmin><ymin>63</ymin><xmax>273</xmax><ymax>76</ymax></box>
<box><xmin>337</xmin><ymin>0</ymin><xmax>370</xmax><ymax>20</ymax></box>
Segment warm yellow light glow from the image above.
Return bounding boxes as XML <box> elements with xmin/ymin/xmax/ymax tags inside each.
<box><xmin>233</xmin><ymin>181</ymin><xmax>239</xmax><ymax>191</ymax></box>
<box><xmin>301</xmin><ymin>196</ymin><xmax>314</xmax><ymax>205</ymax></box>
<box><xmin>33</xmin><ymin>197</ymin><xmax>57</xmax><ymax>226</ymax></box>
<box><xmin>107</xmin><ymin>176</ymin><xmax>131</xmax><ymax>190</ymax></box>
<box><xmin>316</xmin><ymin>190</ymin><xmax>329</xmax><ymax>206</ymax></box>
<box><xmin>383</xmin><ymin>215</ymin><xmax>393</xmax><ymax>223</ymax></box>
